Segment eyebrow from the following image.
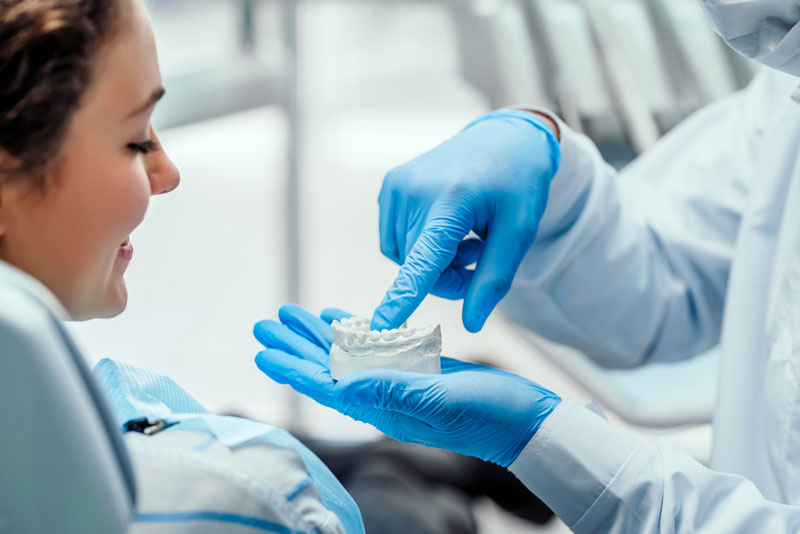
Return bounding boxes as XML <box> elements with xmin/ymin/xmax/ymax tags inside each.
<box><xmin>126</xmin><ymin>87</ymin><xmax>166</xmax><ymax>119</ymax></box>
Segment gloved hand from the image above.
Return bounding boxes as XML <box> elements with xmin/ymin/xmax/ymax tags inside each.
<box><xmin>254</xmin><ymin>304</ymin><xmax>562</xmax><ymax>467</ymax></box>
<box><xmin>373</xmin><ymin>109</ymin><xmax>561</xmax><ymax>333</ymax></box>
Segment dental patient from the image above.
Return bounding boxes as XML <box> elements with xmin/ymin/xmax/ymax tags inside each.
<box><xmin>0</xmin><ymin>1</ymin><xmax>361</xmax><ymax>532</ymax></box>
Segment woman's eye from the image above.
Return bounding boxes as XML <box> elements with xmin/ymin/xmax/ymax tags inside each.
<box><xmin>127</xmin><ymin>140</ymin><xmax>158</xmax><ymax>155</ymax></box>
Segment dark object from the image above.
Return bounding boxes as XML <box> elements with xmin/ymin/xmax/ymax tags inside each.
<box><xmin>300</xmin><ymin>436</ymin><xmax>554</xmax><ymax>534</ymax></box>
<box><xmin>123</xmin><ymin>417</ymin><xmax>178</xmax><ymax>436</ymax></box>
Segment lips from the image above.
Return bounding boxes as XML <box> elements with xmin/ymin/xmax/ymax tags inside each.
<box><xmin>118</xmin><ymin>240</ymin><xmax>133</xmax><ymax>261</ymax></box>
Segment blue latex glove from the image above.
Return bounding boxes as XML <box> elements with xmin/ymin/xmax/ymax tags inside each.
<box><xmin>253</xmin><ymin>304</ymin><xmax>562</xmax><ymax>467</ymax></box>
<box><xmin>373</xmin><ymin>109</ymin><xmax>561</xmax><ymax>333</ymax></box>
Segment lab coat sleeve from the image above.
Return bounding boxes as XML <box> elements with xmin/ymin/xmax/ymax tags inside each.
<box><xmin>509</xmin><ymin>400</ymin><xmax>800</xmax><ymax>532</ymax></box>
<box><xmin>500</xmin><ymin>70</ymin><xmax>782</xmax><ymax>367</ymax></box>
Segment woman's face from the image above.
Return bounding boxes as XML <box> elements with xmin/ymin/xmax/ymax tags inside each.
<box><xmin>0</xmin><ymin>0</ymin><xmax>179</xmax><ymax>320</ymax></box>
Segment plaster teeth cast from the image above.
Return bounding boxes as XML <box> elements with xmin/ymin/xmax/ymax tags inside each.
<box><xmin>329</xmin><ymin>317</ymin><xmax>442</xmax><ymax>380</ymax></box>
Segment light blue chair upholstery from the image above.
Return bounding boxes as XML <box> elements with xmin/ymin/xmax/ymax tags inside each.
<box><xmin>0</xmin><ymin>261</ymin><xmax>134</xmax><ymax>534</ymax></box>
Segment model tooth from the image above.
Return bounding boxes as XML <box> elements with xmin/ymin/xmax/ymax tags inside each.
<box><xmin>382</xmin><ymin>329</ymin><xmax>399</xmax><ymax>342</ymax></box>
<box><xmin>345</xmin><ymin>331</ymin><xmax>356</xmax><ymax>345</ymax></box>
<box><xmin>368</xmin><ymin>331</ymin><xmax>381</xmax><ymax>342</ymax></box>
<box><xmin>356</xmin><ymin>331</ymin><xmax>367</xmax><ymax>344</ymax></box>
<box><xmin>400</xmin><ymin>326</ymin><xmax>417</xmax><ymax>337</ymax></box>
<box><xmin>331</xmin><ymin>329</ymin><xmax>344</xmax><ymax>346</ymax></box>
<box><xmin>352</xmin><ymin>320</ymin><xmax>369</xmax><ymax>333</ymax></box>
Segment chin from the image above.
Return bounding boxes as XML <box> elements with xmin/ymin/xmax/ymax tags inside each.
<box><xmin>96</xmin><ymin>302</ymin><xmax>127</xmax><ymax>319</ymax></box>
<box><xmin>71</xmin><ymin>299</ymin><xmax>127</xmax><ymax>321</ymax></box>
<box><xmin>90</xmin><ymin>282</ymin><xmax>129</xmax><ymax>319</ymax></box>
<box><xmin>104</xmin><ymin>284</ymin><xmax>129</xmax><ymax>317</ymax></box>
<box><xmin>60</xmin><ymin>277</ymin><xmax>129</xmax><ymax>320</ymax></box>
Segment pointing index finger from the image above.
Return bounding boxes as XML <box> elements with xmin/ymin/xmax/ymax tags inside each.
<box><xmin>372</xmin><ymin>221</ymin><xmax>466</xmax><ymax>330</ymax></box>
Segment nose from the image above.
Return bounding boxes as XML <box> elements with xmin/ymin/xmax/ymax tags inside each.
<box><xmin>146</xmin><ymin>127</ymin><xmax>180</xmax><ymax>195</ymax></box>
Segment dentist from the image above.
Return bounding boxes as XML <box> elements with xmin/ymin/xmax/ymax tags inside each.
<box><xmin>255</xmin><ymin>1</ymin><xmax>800</xmax><ymax>530</ymax></box>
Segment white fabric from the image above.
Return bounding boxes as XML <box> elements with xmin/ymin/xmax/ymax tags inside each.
<box><xmin>504</xmin><ymin>67</ymin><xmax>800</xmax><ymax>531</ymax></box>
<box><xmin>700</xmin><ymin>0</ymin><xmax>800</xmax><ymax>77</ymax></box>
<box><xmin>126</xmin><ymin>429</ymin><xmax>346</xmax><ymax>534</ymax></box>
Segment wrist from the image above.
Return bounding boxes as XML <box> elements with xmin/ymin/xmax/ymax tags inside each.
<box><xmin>525</xmin><ymin>110</ymin><xmax>560</xmax><ymax>142</ymax></box>
<box><xmin>499</xmin><ymin>389</ymin><xmax>562</xmax><ymax>467</ymax></box>
<box><xmin>525</xmin><ymin>391</ymin><xmax>562</xmax><ymax>443</ymax></box>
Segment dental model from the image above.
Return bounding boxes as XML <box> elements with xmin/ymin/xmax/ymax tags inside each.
<box><xmin>329</xmin><ymin>317</ymin><xmax>442</xmax><ymax>380</ymax></box>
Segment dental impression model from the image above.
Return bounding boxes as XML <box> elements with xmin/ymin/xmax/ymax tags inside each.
<box><xmin>329</xmin><ymin>317</ymin><xmax>442</xmax><ymax>380</ymax></box>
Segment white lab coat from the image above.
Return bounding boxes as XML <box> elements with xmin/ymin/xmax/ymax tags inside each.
<box><xmin>502</xmin><ymin>68</ymin><xmax>800</xmax><ymax>531</ymax></box>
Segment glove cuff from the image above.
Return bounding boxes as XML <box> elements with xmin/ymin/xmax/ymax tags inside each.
<box><xmin>463</xmin><ymin>109</ymin><xmax>562</xmax><ymax>178</ymax></box>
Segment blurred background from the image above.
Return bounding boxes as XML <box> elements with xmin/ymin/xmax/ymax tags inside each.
<box><xmin>66</xmin><ymin>1</ymin><xmax>757</xmax><ymax>531</ymax></box>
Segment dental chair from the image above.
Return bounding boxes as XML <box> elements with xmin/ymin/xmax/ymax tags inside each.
<box><xmin>647</xmin><ymin>0</ymin><xmax>757</xmax><ymax>104</ymax></box>
<box><xmin>447</xmin><ymin>0</ymin><xmax>554</xmax><ymax>110</ymax></box>
<box><xmin>525</xmin><ymin>0</ymin><xmax>639</xmax><ymax>166</ymax></box>
<box><xmin>0</xmin><ymin>261</ymin><xmax>134</xmax><ymax>534</ymax></box>
<box><xmin>0</xmin><ymin>259</ymin><xmax>361</xmax><ymax>534</ymax></box>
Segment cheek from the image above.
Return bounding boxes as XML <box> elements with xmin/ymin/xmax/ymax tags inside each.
<box><xmin>82</xmin><ymin>166</ymin><xmax>149</xmax><ymax>235</ymax></box>
<box><xmin>68</xmin><ymin>164</ymin><xmax>150</xmax><ymax>315</ymax></box>
<box><xmin>109</xmin><ymin>166</ymin><xmax>151</xmax><ymax>231</ymax></box>
<box><xmin>54</xmin><ymin>159</ymin><xmax>151</xmax><ymax>277</ymax></box>
<box><xmin>0</xmin><ymin>160</ymin><xmax>152</xmax><ymax>318</ymax></box>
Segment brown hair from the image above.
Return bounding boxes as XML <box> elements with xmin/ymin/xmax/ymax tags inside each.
<box><xmin>0</xmin><ymin>0</ymin><xmax>122</xmax><ymax>184</ymax></box>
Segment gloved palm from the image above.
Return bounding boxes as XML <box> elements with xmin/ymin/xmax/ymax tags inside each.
<box><xmin>373</xmin><ymin>109</ymin><xmax>561</xmax><ymax>333</ymax></box>
<box><xmin>254</xmin><ymin>304</ymin><xmax>561</xmax><ymax>467</ymax></box>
